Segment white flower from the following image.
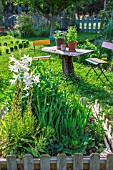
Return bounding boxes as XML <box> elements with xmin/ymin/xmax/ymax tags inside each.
<box><xmin>9</xmin><ymin>55</ymin><xmax>17</xmax><ymax>63</ymax></box>
<box><xmin>10</xmin><ymin>79</ymin><xmax>16</xmax><ymax>84</ymax></box>
<box><xmin>21</xmin><ymin>54</ymin><xmax>32</xmax><ymax>65</ymax></box>
<box><xmin>33</xmin><ymin>74</ymin><xmax>40</xmax><ymax>83</ymax></box>
<box><xmin>9</xmin><ymin>65</ymin><xmax>19</xmax><ymax>73</ymax></box>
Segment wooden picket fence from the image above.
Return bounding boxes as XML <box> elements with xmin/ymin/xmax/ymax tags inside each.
<box><xmin>74</xmin><ymin>16</ymin><xmax>101</xmax><ymax>33</ymax></box>
<box><xmin>0</xmin><ymin>153</ymin><xmax>113</xmax><ymax>170</ymax></box>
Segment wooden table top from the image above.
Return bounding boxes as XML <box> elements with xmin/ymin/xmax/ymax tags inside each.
<box><xmin>41</xmin><ymin>46</ymin><xmax>94</xmax><ymax>57</ymax></box>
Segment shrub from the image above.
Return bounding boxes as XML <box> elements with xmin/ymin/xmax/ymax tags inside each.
<box><xmin>23</xmin><ymin>42</ymin><xmax>27</xmax><ymax>48</ymax></box>
<box><xmin>14</xmin><ymin>45</ymin><xmax>18</xmax><ymax>50</ymax></box>
<box><xmin>6</xmin><ymin>48</ymin><xmax>9</xmax><ymax>53</ymax></box>
<box><xmin>0</xmin><ymin>48</ymin><xmax>2</xmax><ymax>55</ymax></box>
<box><xmin>4</xmin><ymin>42</ymin><xmax>7</xmax><ymax>46</ymax></box>
<box><xmin>10</xmin><ymin>47</ymin><xmax>14</xmax><ymax>52</ymax></box>
<box><xmin>14</xmin><ymin>12</ymin><xmax>36</xmax><ymax>37</ymax></box>
<box><xmin>19</xmin><ymin>43</ymin><xmax>23</xmax><ymax>49</ymax></box>
<box><xmin>26</xmin><ymin>40</ymin><xmax>29</xmax><ymax>46</ymax></box>
<box><xmin>16</xmin><ymin>40</ymin><xmax>19</xmax><ymax>44</ymax></box>
<box><xmin>10</xmin><ymin>41</ymin><xmax>13</xmax><ymax>44</ymax></box>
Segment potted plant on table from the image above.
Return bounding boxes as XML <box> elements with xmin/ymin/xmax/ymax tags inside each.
<box><xmin>53</xmin><ymin>30</ymin><xmax>67</xmax><ymax>50</ymax></box>
<box><xmin>66</xmin><ymin>26</ymin><xmax>78</xmax><ymax>52</ymax></box>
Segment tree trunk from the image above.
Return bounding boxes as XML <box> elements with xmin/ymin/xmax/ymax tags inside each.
<box><xmin>111</xmin><ymin>9</ymin><xmax>113</xmax><ymax>20</ymax></box>
<box><xmin>62</xmin><ymin>55</ymin><xmax>74</xmax><ymax>76</ymax></box>
<box><xmin>103</xmin><ymin>0</ymin><xmax>107</xmax><ymax>11</ymax></box>
<box><xmin>49</xmin><ymin>16</ymin><xmax>57</xmax><ymax>36</ymax></box>
<box><xmin>0</xmin><ymin>0</ymin><xmax>3</xmax><ymax>25</ymax></box>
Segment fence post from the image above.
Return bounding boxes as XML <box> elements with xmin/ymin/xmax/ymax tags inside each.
<box><xmin>7</xmin><ymin>155</ymin><xmax>17</xmax><ymax>170</ymax></box>
<box><xmin>23</xmin><ymin>154</ymin><xmax>34</xmax><ymax>170</ymax></box>
<box><xmin>77</xmin><ymin>17</ymin><xmax>80</xmax><ymax>32</ymax></box>
<box><xmin>40</xmin><ymin>154</ymin><xmax>50</xmax><ymax>170</ymax></box>
<box><xmin>106</xmin><ymin>153</ymin><xmax>113</xmax><ymax>170</ymax></box>
<box><xmin>73</xmin><ymin>153</ymin><xmax>83</xmax><ymax>170</ymax></box>
<box><xmin>57</xmin><ymin>154</ymin><xmax>66</xmax><ymax>170</ymax></box>
<box><xmin>91</xmin><ymin>16</ymin><xmax>94</xmax><ymax>32</ymax></box>
<box><xmin>82</xmin><ymin>16</ymin><xmax>85</xmax><ymax>32</ymax></box>
<box><xmin>95</xmin><ymin>16</ymin><xmax>99</xmax><ymax>32</ymax></box>
<box><xmin>86</xmin><ymin>16</ymin><xmax>89</xmax><ymax>32</ymax></box>
<box><xmin>90</xmin><ymin>153</ymin><xmax>100</xmax><ymax>170</ymax></box>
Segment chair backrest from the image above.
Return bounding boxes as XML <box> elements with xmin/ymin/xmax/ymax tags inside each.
<box><xmin>102</xmin><ymin>41</ymin><xmax>113</xmax><ymax>50</ymax></box>
<box><xmin>33</xmin><ymin>39</ymin><xmax>50</xmax><ymax>47</ymax></box>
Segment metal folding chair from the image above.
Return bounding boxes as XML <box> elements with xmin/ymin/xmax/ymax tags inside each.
<box><xmin>85</xmin><ymin>41</ymin><xmax>113</xmax><ymax>81</ymax></box>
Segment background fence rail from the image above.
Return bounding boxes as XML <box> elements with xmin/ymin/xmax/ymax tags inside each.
<box><xmin>0</xmin><ymin>153</ymin><xmax>113</xmax><ymax>170</ymax></box>
<box><xmin>74</xmin><ymin>16</ymin><xmax>101</xmax><ymax>33</ymax></box>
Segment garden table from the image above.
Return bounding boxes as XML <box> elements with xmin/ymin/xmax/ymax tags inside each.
<box><xmin>41</xmin><ymin>46</ymin><xmax>94</xmax><ymax>76</ymax></box>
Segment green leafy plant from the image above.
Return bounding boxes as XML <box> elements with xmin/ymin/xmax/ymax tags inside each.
<box><xmin>19</xmin><ymin>43</ymin><xmax>23</xmax><ymax>49</ymax></box>
<box><xmin>0</xmin><ymin>48</ymin><xmax>2</xmax><ymax>55</ymax></box>
<box><xmin>53</xmin><ymin>30</ymin><xmax>67</xmax><ymax>39</ymax></box>
<box><xmin>103</xmin><ymin>19</ymin><xmax>113</xmax><ymax>42</ymax></box>
<box><xmin>66</xmin><ymin>26</ymin><xmax>78</xmax><ymax>42</ymax></box>
<box><xmin>10</xmin><ymin>47</ymin><xmax>14</xmax><ymax>52</ymax></box>
<box><xmin>4</xmin><ymin>42</ymin><xmax>7</xmax><ymax>46</ymax></box>
<box><xmin>6</xmin><ymin>48</ymin><xmax>9</xmax><ymax>54</ymax></box>
<box><xmin>14</xmin><ymin>45</ymin><xmax>18</xmax><ymax>50</ymax></box>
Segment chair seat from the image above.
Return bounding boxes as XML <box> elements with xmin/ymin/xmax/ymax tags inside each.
<box><xmin>32</xmin><ymin>55</ymin><xmax>50</xmax><ymax>61</ymax></box>
<box><xmin>86</xmin><ymin>58</ymin><xmax>108</xmax><ymax>65</ymax></box>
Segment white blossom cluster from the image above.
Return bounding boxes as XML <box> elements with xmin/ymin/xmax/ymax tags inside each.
<box><xmin>9</xmin><ymin>54</ymin><xmax>40</xmax><ymax>91</ymax></box>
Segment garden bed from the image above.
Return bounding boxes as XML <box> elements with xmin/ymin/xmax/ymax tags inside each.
<box><xmin>0</xmin><ymin>100</ymin><xmax>113</xmax><ymax>170</ymax></box>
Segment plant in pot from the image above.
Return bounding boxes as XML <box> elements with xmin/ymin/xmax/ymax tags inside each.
<box><xmin>66</xmin><ymin>26</ymin><xmax>78</xmax><ymax>52</ymax></box>
<box><xmin>53</xmin><ymin>30</ymin><xmax>67</xmax><ymax>50</ymax></box>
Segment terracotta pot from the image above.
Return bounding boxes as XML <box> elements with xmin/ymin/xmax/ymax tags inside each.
<box><xmin>61</xmin><ymin>44</ymin><xmax>66</xmax><ymax>51</ymax></box>
<box><xmin>68</xmin><ymin>41</ymin><xmax>77</xmax><ymax>52</ymax></box>
<box><xmin>0</xmin><ymin>26</ymin><xmax>5</xmax><ymax>32</ymax></box>
<box><xmin>56</xmin><ymin>38</ymin><xmax>64</xmax><ymax>50</ymax></box>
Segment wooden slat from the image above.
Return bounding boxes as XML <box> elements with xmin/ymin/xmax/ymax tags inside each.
<box><xmin>95</xmin><ymin>16</ymin><xmax>99</xmax><ymax>32</ymax></box>
<box><xmin>23</xmin><ymin>154</ymin><xmax>34</xmax><ymax>170</ymax></box>
<box><xmin>91</xmin><ymin>16</ymin><xmax>94</xmax><ymax>32</ymax></box>
<box><xmin>40</xmin><ymin>154</ymin><xmax>50</xmax><ymax>170</ymax></box>
<box><xmin>86</xmin><ymin>58</ymin><xmax>108</xmax><ymax>64</ymax></box>
<box><xmin>106</xmin><ymin>153</ymin><xmax>113</xmax><ymax>170</ymax></box>
<box><xmin>33</xmin><ymin>39</ymin><xmax>50</xmax><ymax>46</ymax></box>
<box><xmin>73</xmin><ymin>154</ymin><xmax>83</xmax><ymax>170</ymax></box>
<box><xmin>90</xmin><ymin>153</ymin><xmax>100</xmax><ymax>170</ymax></box>
<box><xmin>82</xmin><ymin>16</ymin><xmax>84</xmax><ymax>32</ymax></box>
<box><xmin>57</xmin><ymin>154</ymin><xmax>66</xmax><ymax>170</ymax></box>
<box><xmin>86</xmin><ymin>16</ymin><xmax>89</xmax><ymax>32</ymax></box>
<box><xmin>102</xmin><ymin>41</ymin><xmax>113</xmax><ymax>50</ymax></box>
<box><xmin>7</xmin><ymin>155</ymin><xmax>17</xmax><ymax>170</ymax></box>
<box><xmin>32</xmin><ymin>55</ymin><xmax>50</xmax><ymax>61</ymax></box>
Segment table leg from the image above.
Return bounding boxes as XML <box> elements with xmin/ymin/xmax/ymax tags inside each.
<box><xmin>62</xmin><ymin>55</ymin><xmax>74</xmax><ymax>76</ymax></box>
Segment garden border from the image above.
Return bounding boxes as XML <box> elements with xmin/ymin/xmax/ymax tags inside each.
<box><xmin>0</xmin><ymin>100</ymin><xmax>113</xmax><ymax>170</ymax></box>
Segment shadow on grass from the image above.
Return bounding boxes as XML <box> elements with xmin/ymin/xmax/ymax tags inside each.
<box><xmin>63</xmin><ymin>68</ymin><xmax>113</xmax><ymax>107</ymax></box>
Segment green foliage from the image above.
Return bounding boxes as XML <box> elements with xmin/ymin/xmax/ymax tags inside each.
<box><xmin>66</xmin><ymin>26</ymin><xmax>77</xmax><ymax>42</ymax></box>
<box><xmin>53</xmin><ymin>30</ymin><xmax>67</xmax><ymax>39</ymax></box>
<box><xmin>0</xmin><ymin>108</ymin><xmax>54</xmax><ymax>158</ymax></box>
<box><xmin>14</xmin><ymin>45</ymin><xmax>18</xmax><ymax>50</ymax></box>
<box><xmin>18</xmin><ymin>43</ymin><xmax>23</xmax><ymax>48</ymax></box>
<box><xmin>14</xmin><ymin>12</ymin><xmax>36</xmax><ymax>37</ymax></box>
<box><xmin>0</xmin><ymin>34</ymin><xmax>111</xmax><ymax>158</ymax></box>
<box><xmin>0</xmin><ymin>48</ymin><xmax>2</xmax><ymax>55</ymax></box>
<box><xmin>10</xmin><ymin>47</ymin><xmax>14</xmax><ymax>52</ymax></box>
<box><xmin>77</xmin><ymin>39</ymin><xmax>97</xmax><ymax>63</ymax></box>
<box><xmin>103</xmin><ymin>19</ymin><xmax>113</xmax><ymax>42</ymax></box>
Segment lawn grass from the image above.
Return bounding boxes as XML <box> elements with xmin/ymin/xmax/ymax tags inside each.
<box><xmin>0</xmin><ymin>33</ymin><xmax>113</xmax><ymax>123</ymax></box>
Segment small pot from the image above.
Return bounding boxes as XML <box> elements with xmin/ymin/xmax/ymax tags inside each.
<box><xmin>61</xmin><ymin>44</ymin><xmax>66</xmax><ymax>51</ymax></box>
